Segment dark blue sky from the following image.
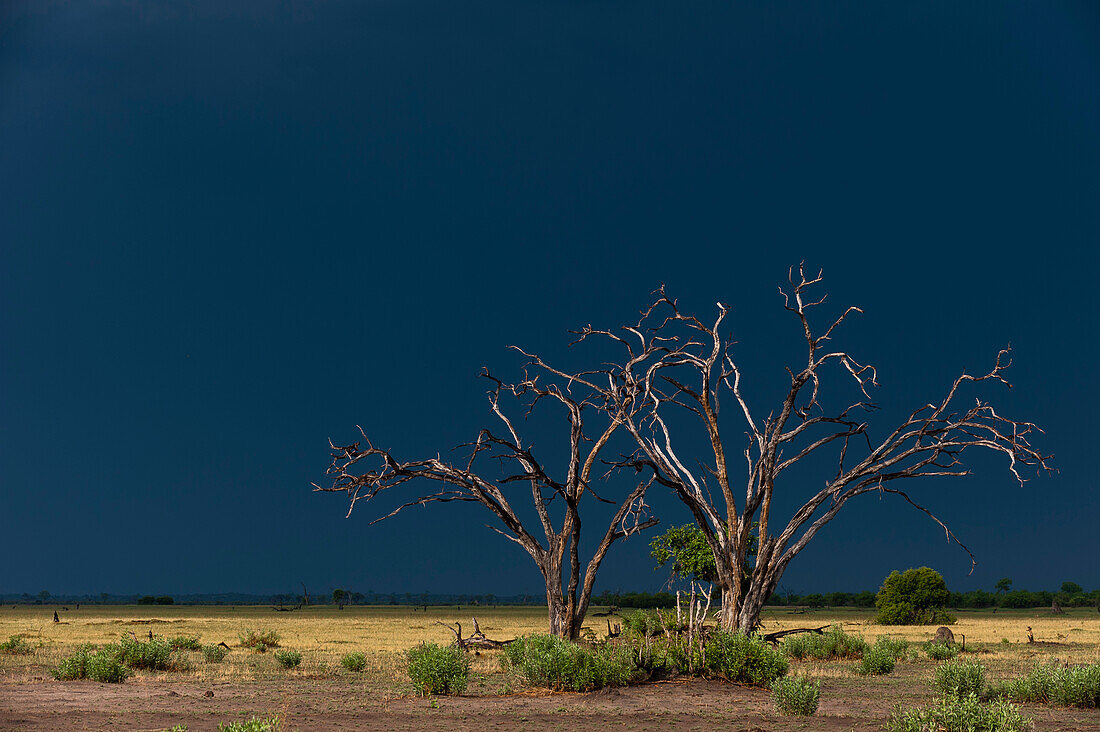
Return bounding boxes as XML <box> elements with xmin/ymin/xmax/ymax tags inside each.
<box><xmin>1</xmin><ymin>1</ymin><xmax>1097</xmax><ymax>599</ymax></box>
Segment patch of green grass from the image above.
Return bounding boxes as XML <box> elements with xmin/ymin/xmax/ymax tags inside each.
<box><xmin>202</xmin><ymin>644</ymin><xmax>229</xmax><ymax>663</ymax></box>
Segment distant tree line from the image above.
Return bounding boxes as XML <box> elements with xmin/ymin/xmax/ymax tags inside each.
<box><xmin>4</xmin><ymin>581</ymin><xmax>1094</xmax><ymax>609</ymax></box>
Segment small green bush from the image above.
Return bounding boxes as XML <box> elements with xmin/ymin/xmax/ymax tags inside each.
<box><xmin>621</xmin><ymin>608</ymin><xmax>679</xmax><ymax>637</ymax></box>
<box><xmin>238</xmin><ymin>629</ymin><xmax>280</xmax><ymax>650</ymax></box>
<box><xmin>873</xmin><ymin>635</ymin><xmax>912</xmax><ymax>661</ymax></box>
<box><xmin>407</xmin><ymin>642</ymin><xmax>470</xmax><ymax>695</ymax></box>
<box><xmin>53</xmin><ymin>646</ymin><xmax>94</xmax><ymax>680</ymax></box>
<box><xmin>118</xmin><ymin>635</ymin><xmax>190</xmax><ymax>671</ymax></box>
<box><xmin>340</xmin><ymin>652</ymin><xmax>367</xmax><ymax>672</ymax></box>
<box><xmin>771</xmin><ymin>674</ymin><xmax>821</xmax><ymax>715</ymax></box>
<box><xmin>704</xmin><ymin>631</ymin><xmax>789</xmax><ymax>686</ymax></box>
<box><xmin>168</xmin><ymin>635</ymin><xmax>202</xmax><ymax>651</ymax></box>
<box><xmin>0</xmin><ymin>635</ymin><xmax>34</xmax><ymax>655</ymax></box>
<box><xmin>927</xmin><ymin>641</ymin><xmax>960</xmax><ymax>660</ymax></box>
<box><xmin>202</xmin><ymin>644</ymin><xmax>229</xmax><ymax>663</ymax></box>
<box><xmin>274</xmin><ymin>649</ymin><xmax>301</xmax><ymax>668</ymax></box>
<box><xmin>989</xmin><ymin>662</ymin><xmax>1100</xmax><ymax>708</ymax></box>
<box><xmin>502</xmin><ymin>635</ymin><xmax>633</xmax><ymax>692</ymax></box>
<box><xmin>935</xmin><ymin>659</ymin><xmax>986</xmax><ymax>700</ymax></box>
<box><xmin>885</xmin><ymin>693</ymin><xmax>1031</xmax><ymax>732</ymax></box>
<box><xmin>856</xmin><ymin>645</ymin><xmax>896</xmax><ymax>676</ymax></box>
<box><xmin>781</xmin><ymin>626</ymin><xmax>867</xmax><ymax>660</ymax></box>
<box><xmin>217</xmin><ymin>716</ymin><xmax>282</xmax><ymax>732</ymax></box>
<box><xmin>53</xmin><ymin>645</ymin><xmax>131</xmax><ymax>683</ymax></box>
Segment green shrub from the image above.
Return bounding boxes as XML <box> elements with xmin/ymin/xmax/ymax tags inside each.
<box><xmin>407</xmin><ymin>642</ymin><xmax>470</xmax><ymax>695</ymax></box>
<box><xmin>273</xmin><ymin>649</ymin><xmax>301</xmax><ymax>668</ymax></box>
<box><xmin>53</xmin><ymin>646</ymin><xmax>93</xmax><ymax>680</ymax></box>
<box><xmin>781</xmin><ymin>626</ymin><xmax>867</xmax><ymax>660</ymax></box>
<box><xmin>873</xmin><ymin>635</ymin><xmax>911</xmax><ymax>661</ymax></box>
<box><xmin>238</xmin><ymin>629</ymin><xmax>281</xmax><ymax>650</ymax></box>
<box><xmin>856</xmin><ymin>645</ymin><xmax>896</xmax><ymax>676</ymax></box>
<box><xmin>989</xmin><ymin>662</ymin><xmax>1100</xmax><ymax>708</ymax></box>
<box><xmin>86</xmin><ymin>649</ymin><xmax>132</xmax><ymax>682</ymax></box>
<box><xmin>771</xmin><ymin>674</ymin><xmax>821</xmax><ymax>715</ymax></box>
<box><xmin>876</xmin><ymin>567</ymin><xmax>956</xmax><ymax>625</ymax></box>
<box><xmin>502</xmin><ymin>635</ymin><xmax>633</xmax><ymax>692</ymax></box>
<box><xmin>340</xmin><ymin>652</ymin><xmax>367</xmax><ymax>672</ymax></box>
<box><xmin>118</xmin><ymin>634</ymin><xmax>189</xmax><ymax>671</ymax></box>
<box><xmin>927</xmin><ymin>641</ymin><xmax>960</xmax><ymax>660</ymax></box>
<box><xmin>704</xmin><ymin>631</ymin><xmax>788</xmax><ymax>686</ymax></box>
<box><xmin>621</xmin><ymin>608</ymin><xmax>679</xmax><ymax>637</ymax></box>
<box><xmin>217</xmin><ymin>716</ymin><xmax>282</xmax><ymax>732</ymax></box>
<box><xmin>202</xmin><ymin>644</ymin><xmax>229</xmax><ymax>663</ymax></box>
<box><xmin>0</xmin><ymin>635</ymin><xmax>34</xmax><ymax>655</ymax></box>
<box><xmin>168</xmin><ymin>635</ymin><xmax>202</xmax><ymax>651</ymax></box>
<box><xmin>53</xmin><ymin>645</ymin><xmax>131</xmax><ymax>683</ymax></box>
<box><xmin>935</xmin><ymin>659</ymin><xmax>986</xmax><ymax>699</ymax></box>
<box><xmin>885</xmin><ymin>693</ymin><xmax>1031</xmax><ymax>732</ymax></box>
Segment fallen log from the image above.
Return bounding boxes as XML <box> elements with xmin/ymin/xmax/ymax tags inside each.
<box><xmin>761</xmin><ymin>624</ymin><xmax>831</xmax><ymax>644</ymax></box>
<box><xmin>435</xmin><ymin>618</ymin><xmax>514</xmax><ymax>649</ymax></box>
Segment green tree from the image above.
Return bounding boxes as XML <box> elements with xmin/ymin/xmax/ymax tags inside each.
<box><xmin>1061</xmin><ymin>581</ymin><xmax>1083</xmax><ymax>595</ymax></box>
<box><xmin>650</xmin><ymin>523</ymin><xmax>757</xmax><ymax>587</ymax></box>
<box><xmin>332</xmin><ymin>588</ymin><xmax>348</xmax><ymax>608</ymax></box>
<box><xmin>994</xmin><ymin>577</ymin><xmax>1013</xmax><ymax>594</ymax></box>
<box><xmin>875</xmin><ymin>567</ymin><xmax>954</xmax><ymax>625</ymax></box>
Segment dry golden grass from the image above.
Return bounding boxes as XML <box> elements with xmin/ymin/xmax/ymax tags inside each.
<box><xmin>1</xmin><ymin>604</ymin><xmax>1096</xmax><ymax>688</ymax></box>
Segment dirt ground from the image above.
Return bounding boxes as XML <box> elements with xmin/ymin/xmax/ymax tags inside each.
<box><xmin>2</xmin><ymin>674</ymin><xmax>1098</xmax><ymax>732</ymax></box>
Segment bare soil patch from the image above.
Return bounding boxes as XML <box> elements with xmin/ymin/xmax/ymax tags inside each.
<box><xmin>2</xmin><ymin>676</ymin><xmax>1097</xmax><ymax>731</ymax></box>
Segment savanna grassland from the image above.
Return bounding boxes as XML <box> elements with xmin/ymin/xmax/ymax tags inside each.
<box><xmin>1</xmin><ymin>604</ymin><xmax>1098</xmax><ymax>731</ymax></box>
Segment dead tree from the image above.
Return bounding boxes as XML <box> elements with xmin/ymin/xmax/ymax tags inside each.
<box><xmin>571</xmin><ymin>265</ymin><xmax>1050</xmax><ymax>633</ymax></box>
<box><xmin>316</xmin><ymin>366</ymin><xmax>658</xmax><ymax>640</ymax></box>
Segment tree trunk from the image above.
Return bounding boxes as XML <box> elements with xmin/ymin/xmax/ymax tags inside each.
<box><xmin>718</xmin><ymin>584</ymin><xmax>738</xmax><ymax>632</ymax></box>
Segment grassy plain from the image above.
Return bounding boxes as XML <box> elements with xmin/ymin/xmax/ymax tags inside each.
<box><xmin>0</xmin><ymin>604</ymin><xmax>1097</xmax><ymax>730</ymax></box>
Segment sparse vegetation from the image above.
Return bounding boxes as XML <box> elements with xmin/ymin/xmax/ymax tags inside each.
<box><xmin>503</xmin><ymin>634</ymin><xmax>634</xmax><ymax>692</ymax></box>
<box><xmin>406</xmin><ymin>642</ymin><xmax>470</xmax><ymax>695</ymax></box>
<box><xmin>202</xmin><ymin>643</ymin><xmax>229</xmax><ymax>663</ymax></box>
<box><xmin>886</xmin><ymin>693</ymin><xmax>1032</xmax><ymax>732</ymax></box>
<box><xmin>0</xmin><ymin>634</ymin><xmax>33</xmax><ymax>655</ymax></box>
<box><xmin>771</xmin><ymin>674</ymin><xmax>821</xmax><ymax>715</ymax></box>
<box><xmin>238</xmin><ymin>629</ymin><xmax>281</xmax><ymax>652</ymax></box>
<box><xmin>989</xmin><ymin>661</ymin><xmax>1100</xmax><ymax>708</ymax></box>
<box><xmin>340</xmin><ymin>651</ymin><xmax>367</xmax><ymax>672</ymax></box>
<box><xmin>217</xmin><ymin>716</ymin><xmax>282</xmax><ymax>732</ymax></box>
